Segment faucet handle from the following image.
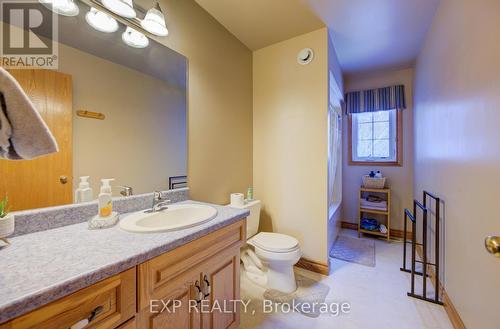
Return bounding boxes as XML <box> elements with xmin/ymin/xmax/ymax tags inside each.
<box><xmin>118</xmin><ymin>185</ymin><xmax>133</xmax><ymax>197</ymax></box>
<box><xmin>154</xmin><ymin>191</ymin><xmax>163</xmax><ymax>201</ymax></box>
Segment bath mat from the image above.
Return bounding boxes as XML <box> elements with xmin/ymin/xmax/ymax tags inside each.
<box><xmin>263</xmin><ymin>274</ymin><xmax>330</xmax><ymax>318</ymax></box>
<box><xmin>330</xmin><ymin>235</ymin><xmax>376</xmax><ymax>267</ymax></box>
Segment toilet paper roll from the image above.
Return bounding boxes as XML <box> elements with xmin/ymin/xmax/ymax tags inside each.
<box><xmin>230</xmin><ymin>193</ymin><xmax>245</xmax><ymax>207</ymax></box>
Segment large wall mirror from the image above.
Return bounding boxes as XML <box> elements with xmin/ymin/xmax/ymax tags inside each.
<box><xmin>0</xmin><ymin>0</ymin><xmax>187</xmax><ymax>211</ymax></box>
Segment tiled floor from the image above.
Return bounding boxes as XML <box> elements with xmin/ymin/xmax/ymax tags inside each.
<box><xmin>239</xmin><ymin>229</ymin><xmax>453</xmax><ymax>329</ymax></box>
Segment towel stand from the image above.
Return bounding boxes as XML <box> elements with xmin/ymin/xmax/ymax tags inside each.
<box><xmin>400</xmin><ymin>191</ymin><xmax>443</xmax><ymax>305</ymax></box>
<box><xmin>169</xmin><ymin>175</ymin><xmax>187</xmax><ymax>189</ymax></box>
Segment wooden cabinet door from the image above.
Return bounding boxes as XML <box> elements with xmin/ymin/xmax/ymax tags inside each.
<box><xmin>116</xmin><ymin>318</ymin><xmax>136</xmax><ymax>329</ymax></box>
<box><xmin>137</xmin><ymin>272</ymin><xmax>201</xmax><ymax>329</ymax></box>
<box><xmin>137</xmin><ymin>220</ymin><xmax>245</xmax><ymax>329</ymax></box>
<box><xmin>200</xmin><ymin>247</ymin><xmax>240</xmax><ymax>329</ymax></box>
<box><xmin>0</xmin><ymin>69</ymin><xmax>73</xmax><ymax>211</ymax></box>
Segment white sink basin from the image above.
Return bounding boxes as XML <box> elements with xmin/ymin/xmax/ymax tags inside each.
<box><xmin>120</xmin><ymin>204</ymin><xmax>217</xmax><ymax>233</ymax></box>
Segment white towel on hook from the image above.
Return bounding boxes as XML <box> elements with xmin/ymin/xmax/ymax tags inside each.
<box><xmin>0</xmin><ymin>67</ymin><xmax>58</xmax><ymax>160</ymax></box>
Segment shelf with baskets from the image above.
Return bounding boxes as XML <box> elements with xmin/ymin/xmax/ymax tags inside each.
<box><xmin>358</xmin><ymin>186</ymin><xmax>391</xmax><ymax>241</ymax></box>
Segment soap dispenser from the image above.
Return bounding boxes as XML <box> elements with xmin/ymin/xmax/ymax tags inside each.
<box><xmin>74</xmin><ymin>176</ymin><xmax>93</xmax><ymax>203</ymax></box>
<box><xmin>89</xmin><ymin>178</ymin><xmax>119</xmax><ymax>230</ymax></box>
<box><xmin>98</xmin><ymin>178</ymin><xmax>115</xmax><ymax>218</ymax></box>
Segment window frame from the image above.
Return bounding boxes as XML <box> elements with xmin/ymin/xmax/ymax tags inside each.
<box><xmin>348</xmin><ymin>109</ymin><xmax>403</xmax><ymax>166</ymax></box>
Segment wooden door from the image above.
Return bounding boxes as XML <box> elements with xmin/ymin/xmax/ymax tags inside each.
<box><xmin>137</xmin><ymin>272</ymin><xmax>201</xmax><ymax>329</ymax></box>
<box><xmin>0</xmin><ymin>69</ymin><xmax>73</xmax><ymax>211</ymax></box>
<box><xmin>201</xmin><ymin>248</ymin><xmax>240</xmax><ymax>329</ymax></box>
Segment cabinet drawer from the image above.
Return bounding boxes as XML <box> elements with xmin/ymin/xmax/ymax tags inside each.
<box><xmin>138</xmin><ymin>220</ymin><xmax>245</xmax><ymax>310</ymax></box>
<box><xmin>1</xmin><ymin>268</ymin><xmax>136</xmax><ymax>329</ymax></box>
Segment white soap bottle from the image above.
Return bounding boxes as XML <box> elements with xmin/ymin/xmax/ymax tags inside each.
<box><xmin>98</xmin><ymin>178</ymin><xmax>115</xmax><ymax>218</ymax></box>
<box><xmin>74</xmin><ymin>176</ymin><xmax>93</xmax><ymax>203</ymax></box>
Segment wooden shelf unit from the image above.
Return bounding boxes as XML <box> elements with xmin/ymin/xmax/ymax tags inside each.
<box><xmin>358</xmin><ymin>187</ymin><xmax>391</xmax><ymax>241</ymax></box>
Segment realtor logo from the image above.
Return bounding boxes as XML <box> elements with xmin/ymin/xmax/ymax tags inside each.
<box><xmin>0</xmin><ymin>0</ymin><xmax>58</xmax><ymax>68</ymax></box>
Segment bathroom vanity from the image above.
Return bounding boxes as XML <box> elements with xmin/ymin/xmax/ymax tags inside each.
<box><xmin>0</xmin><ymin>201</ymin><xmax>248</xmax><ymax>329</ymax></box>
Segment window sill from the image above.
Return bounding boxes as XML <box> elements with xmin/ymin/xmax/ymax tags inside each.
<box><xmin>348</xmin><ymin>160</ymin><xmax>402</xmax><ymax>167</ymax></box>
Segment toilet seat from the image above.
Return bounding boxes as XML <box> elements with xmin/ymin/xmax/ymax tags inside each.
<box><xmin>249</xmin><ymin>232</ymin><xmax>299</xmax><ymax>253</ymax></box>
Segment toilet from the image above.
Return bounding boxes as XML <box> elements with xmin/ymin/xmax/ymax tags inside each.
<box><xmin>231</xmin><ymin>200</ymin><xmax>301</xmax><ymax>293</ymax></box>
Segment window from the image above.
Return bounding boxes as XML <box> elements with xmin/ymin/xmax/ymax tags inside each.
<box><xmin>349</xmin><ymin>109</ymin><xmax>402</xmax><ymax>165</ymax></box>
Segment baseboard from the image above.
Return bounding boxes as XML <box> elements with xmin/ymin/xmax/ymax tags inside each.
<box><xmin>390</xmin><ymin>228</ymin><xmax>412</xmax><ymax>240</ymax></box>
<box><xmin>443</xmin><ymin>290</ymin><xmax>467</xmax><ymax>329</ymax></box>
<box><xmin>414</xmin><ymin>246</ymin><xmax>466</xmax><ymax>329</ymax></box>
<box><xmin>296</xmin><ymin>257</ymin><xmax>329</xmax><ymax>275</ymax></box>
<box><xmin>341</xmin><ymin>221</ymin><xmax>412</xmax><ymax>240</ymax></box>
<box><xmin>340</xmin><ymin>221</ymin><xmax>358</xmax><ymax>230</ymax></box>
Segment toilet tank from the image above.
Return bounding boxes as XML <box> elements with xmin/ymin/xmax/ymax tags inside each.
<box><xmin>230</xmin><ymin>200</ymin><xmax>261</xmax><ymax>239</ymax></box>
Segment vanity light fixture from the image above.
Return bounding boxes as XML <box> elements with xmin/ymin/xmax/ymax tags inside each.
<box><xmin>140</xmin><ymin>3</ymin><xmax>169</xmax><ymax>37</ymax></box>
<box><xmin>122</xmin><ymin>26</ymin><xmax>149</xmax><ymax>48</ymax></box>
<box><xmin>39</xmin><ymin>0</ymin><xmax>79</xmax><ymax>17</ymax></box>
<box><xmin>102</xmin><ymin>0</ymin><xmax>136</xmax><ymax>19</ymax></box>
<box><xmin>85</xmin><ymin>7</ymin><xmax>119</xmax><ymax>33</ymax></box>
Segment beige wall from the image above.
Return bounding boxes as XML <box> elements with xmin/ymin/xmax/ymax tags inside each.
<box><xmin>342</xmin><ymin>68</ymin><xmax>414</xmax><ymax>231</ymax></box>
<box><xmin>253</xmin><ymin>28</ymin><xmax>330</xmax><ymax>263</ymax></box>
<box><xmin>57</xmin><ymin>43</ymin><xmax>186</xmax><ymax>196</ymax></box>
<box><xmin>413</xmin><ymin>0</ymin><xmax>500</xmax><ymax>327</ymax></box>
<box><xmin>153</xmin><ymin>0</ymin><xmax>253</xmax><ymax>204</ymax></box>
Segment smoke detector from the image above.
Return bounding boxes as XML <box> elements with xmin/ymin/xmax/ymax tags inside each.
<box><xmin>297</xmin><ymin>48</ymin><xmax>314</xmax><ymax>65</ymax></box>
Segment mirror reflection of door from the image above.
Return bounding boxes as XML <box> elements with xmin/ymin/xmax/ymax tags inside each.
<box><xmin>0</xmin><ymin>69</ymin><xmax>73</xmax><ymax>211</ymax></box>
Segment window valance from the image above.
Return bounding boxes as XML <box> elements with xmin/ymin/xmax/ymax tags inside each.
<box><xmin>344</xmin><ymin>84</ymin><xmax>406</xmax><ymax>114</ymax></box>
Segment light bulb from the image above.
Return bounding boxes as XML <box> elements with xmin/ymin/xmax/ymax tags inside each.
<box><xmin>141</xmin><ymin>3</ymin><xmax>168</xmax><ymax>37</ymax></box>
<box><xmin>122</xmin><ymin>27</ymin><xmax>149</xmax><ymax>48</ymax></box>
<box><xmin>101</xmin><ymin>0</ymin><xmax>136</xmax><ymax>19</ymax></box>
<box><xmin>85</xmin><ymin>7</ymin><xmax>119</xmax><ymax>33</ymax></box>
<box><xmin>39</xmin><ymin>0</ymin><xmax>79</xmax><ymax>17</ymax></box>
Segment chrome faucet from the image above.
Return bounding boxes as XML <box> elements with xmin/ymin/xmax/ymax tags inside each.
<box><xmin>118</xmin><ymin>185</ymin><xmax>133</xmax><ymax>197</ymax></box>
<box><xmin>146</xmin><ymin>191</ymin><xmax>171</xmax><ymax>213</ymax></box>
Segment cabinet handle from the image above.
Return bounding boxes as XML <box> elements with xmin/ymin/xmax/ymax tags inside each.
<box><xmin>69</xmin><ymin>305</ymin><xmax>103</xmax><ymax>329</ymax></box>
<box><xmin>203</xmin><ymin>275</ymin><xmax>210</xmax><ymax>298</ymax></box>
<box><xmin>194</xmin><ymin>280</ymin><xmax>203</xmax><ymax>304</ymax></box>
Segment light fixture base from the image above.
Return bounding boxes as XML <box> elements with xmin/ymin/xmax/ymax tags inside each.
<box><xmin>297</xmin><ymin>48</ymin><xmax>314</xmax><ymax>65</ymax></box>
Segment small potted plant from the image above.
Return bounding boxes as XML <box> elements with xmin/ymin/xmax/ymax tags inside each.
<box><xmin>0</xmin><ymin>195</ymin><xmax>14</xmax><ymax>243</ymax></box>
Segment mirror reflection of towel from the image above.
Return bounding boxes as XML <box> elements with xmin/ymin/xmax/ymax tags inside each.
<box><xmin>0</xmin><ymin>94</ymin><xmax>12</xmax><ymax>153</ymax></box>
<box><xmin>0</xmin><ymin>68</ymin><xmax>58</xmax><ymax>160</ymax></box>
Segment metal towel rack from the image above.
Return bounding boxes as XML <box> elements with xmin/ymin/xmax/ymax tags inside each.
<box><xmin>400</xmin><ymin>191</ymin><xmax>443</xmax><ymax>305</ymax></box>
<box><xmin>169</xmin><ymin>175</ymin><xmax>187</xmax><ymax>190</ymax></box>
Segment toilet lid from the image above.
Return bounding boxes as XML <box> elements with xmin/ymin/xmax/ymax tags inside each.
<box><xmin>250</xmin><ymin>232</ymin><xmax>299</xmax><ymax>253</ymax></box>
